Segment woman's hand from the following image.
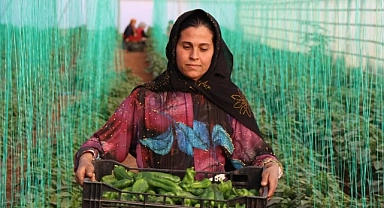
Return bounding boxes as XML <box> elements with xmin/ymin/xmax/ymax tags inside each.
<box><xmin>260</xmin><ymin>162</ymin><xmax>280</xmax><ymax>199</ymax></box>
<box><xmin>75</xmin><ymin>153</ymin><xmax>96</xmax><ymax>186</ymax></box>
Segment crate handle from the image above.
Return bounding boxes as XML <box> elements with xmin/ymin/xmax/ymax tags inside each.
<box><xmin>262</xmin><ymin>186</ymin><xmax>268</xmax><ymax>198</ymax></box>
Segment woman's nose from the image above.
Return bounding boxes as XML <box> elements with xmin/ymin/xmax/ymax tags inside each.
<box><xmin>189</xmin><ymin>49</ymin><xmax>198</xmax><ymax>60</ymax></box>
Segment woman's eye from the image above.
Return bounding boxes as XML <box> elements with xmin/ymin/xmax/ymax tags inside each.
<box><xmin>200</xmin><ymin>48</ymin><xmax>208</xmax><ymax>52</ymax></box>
<box><xmin>183</xmin><ymin>45</ymin><xmax>191</xmax><ymax>49</ymax></box>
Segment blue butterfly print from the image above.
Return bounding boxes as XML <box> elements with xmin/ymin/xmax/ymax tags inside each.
<box><xmin>140</xmin><ymin>120</ymin><xmax>234</xmax><ymax>157</ymax></box>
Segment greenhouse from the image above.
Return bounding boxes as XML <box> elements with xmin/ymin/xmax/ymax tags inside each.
<box><xmin>0</xmin><ymin>0</ymin><xmax>383</xmax><ymax>207</ymax></box>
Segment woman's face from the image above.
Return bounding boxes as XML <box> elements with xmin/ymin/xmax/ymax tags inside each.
<box><xmin>176</xmin><ymin>26</ymin><xmax>214</xmax><ymax>81</ymax></box>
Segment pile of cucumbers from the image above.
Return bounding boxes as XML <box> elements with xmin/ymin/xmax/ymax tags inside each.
<box><xmin>100</xmin><ymin>165</ymin><xmax>259</xmax><ymax>208</ymax></box>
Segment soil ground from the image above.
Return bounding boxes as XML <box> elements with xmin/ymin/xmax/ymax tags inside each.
<box><xmin>120</xmin><ymin>49</ymin><xmax>153</xmax><ymax>168</ymax></box>
<box><xmin>122</xmin><ymin>50</ymin><xmax>153</xmax><ymax>83</ymax></box>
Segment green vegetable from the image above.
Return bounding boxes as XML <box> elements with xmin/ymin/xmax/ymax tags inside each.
<box><xmin>248</xmin><ymin>188</ymin><xmax>257</xmax><ymax>196</ymax></box>
<box><xmin>181</xmin><ymin>177</ymin><xmax>212</xmax><ymax>192</ymax></box>
<box><xmin>189</xmin><ymin>188</ymin><xmax>204</xmax><ymax>196</ymax></box>
<box><xmin>121</xmin><ymin>187</ymin><xmax>133</xmax><ymax>200</ymax></box>
<box><xmin>110</xmin><ymin>178</ymin><xmax>134</xmax><ymax>189</ymax></box>
<box><xmin>200</xmin><ymin>186</ymin><xmax>215</xmax><ymax>207</ymax></box>
<box><xmin>174</xmin><ymin>190</ymin><xmax>198</xmax><ymax>206</ymax></box>
<box><xmin>147</xmin><ymin>171</ymin><xmax>181</xmax><ymax>183</ymax></box>
<box><xmin>214</xmin><ymin>188</ymin><xmax>225</xmax><ymax>201</ymax></box>
<box><xmin>122</xmin><ymin>187</ymin><xmax>132</xmax><ymax>191</ymax></box>
<box><xmin>235</xmin><ymin>203</ymin><xmax>246</xmax><ymax>208</ymax></box>
<box><xmin>146</xmin><ymin>176</ymin><xmax>182</xmax><ymax>192</ymax></box>
<box><xmin>184</xmin><ymin>198</ymin><xmax>193</xmax><ymax>207</ymax></box>
<box><xmin>236</xmin><ymin>188</ymin><xmax>252</xmax><ymax>196</ymax></box>
<box><xmin>217</xmin><ymin>203</ymin><xmax>228</xmax><ymax>208</ymax></box>
<box><xmin>212</xmin><ymin>183</ymin><xmax>226</xmax><ymax>207</ymax></box>
<box><xmin>102</xmin><ymin>191</ymin><xmax>119</xmax><ymax>200</ymax></box>
<box><xmin>156</xmin><ymin>189</ymin><xmax>175</xmax><ymax>196</ymax></box>
<box><xmin>146</xmin><ymin>189</ymin><xmax>157</xmax><ymax>195</ymax></box>
<box><xmin>113</xmin><ymin>165</ymin><xmax>134</xmax><ymax>180</ymax></box>
<box><xmin>101</xmin><ymin>165</ymin><xmax>255</xmax><ymax>208</ymax></box>
<box><xmin>180</xmin><ymin>181</ymin><xmax>191</xmax><ymax>191</ymax></box>
<box><xmin>182</xmin><ymin>167</ymin><xmax>196</xmax><ymax>184</ymax></box>
<box><xmin>131</xmin><ymin>178</ymin><xmax>150</xmax><ymax>193</ymax></box>
<box><xmin>101</xmin><ymin>174</ymin><xmax>117</xmax><ymax>185</ymax></box>
<box><xmin>190</xmin><ymin>178</ymin><xmax>212</xmax><ymax>189</ymax></box>
<box><xmin>174</xmin><ymin>189</ymin><xmax>198</xmax><ymax>198</ymax></box>
<box><xmin>227</xmin><ymin>194</ymin><xmax>238</xmax><ymax>200</ymax></box>
<box><xmin>223</xmin><ymin>189</ymin><xmax>233</xmax><ymax>199</ymax></box>
<box><xmin>165</xmin><ymin>197</ymin><xmax>176</xmax><ymax>205</ymax></box>
<box><xmin>148</xmin><ymin>196</ymin><xmax>175</xmax><ymax>205</ymax></box>
<box><xmin>146</xmin><ymin>189</ymin><xmax>157</xmax><ymax>200</ymax></box>
<box><xmin>218</xmin><ymin>179</ymin><xmax>232</xmax><ymax>193</ymax></box>
<box><xmin>134</xmin><ymin>171</ymin><xmax>151</xmax><ymax>180</ymax></box>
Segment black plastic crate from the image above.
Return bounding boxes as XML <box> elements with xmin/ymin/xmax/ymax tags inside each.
<box><xmin>82</xmin><ymin>159</ymin><xmax>268</xmax><ymax>208</ymax></box>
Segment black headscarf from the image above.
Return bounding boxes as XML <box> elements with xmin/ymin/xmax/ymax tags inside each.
<box><xmin>141</xmin><ymin>9</ymin><xmax>263</xmax><ymax>137</ymax></box>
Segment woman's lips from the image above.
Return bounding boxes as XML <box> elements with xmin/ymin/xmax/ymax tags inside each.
<box><xmin>186</xmin><ymin>64</ymin><xmax>200</xmax><ymax>69</ymax></box>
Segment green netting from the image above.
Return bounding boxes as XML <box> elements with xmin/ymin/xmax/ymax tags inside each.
<box><xmin>1</xmin><ymin>0</ymin><xmax>383</xmax><ymax>207</ymax></box>
<box><xmin>153</xmin><ymin>1</ymin><xmax>384</xmax><ymax>207</ymax></box>
<box><xmin>1</xmin><ymin>0</ymin><xmax>120</xmax><ymax>207</ymax></box>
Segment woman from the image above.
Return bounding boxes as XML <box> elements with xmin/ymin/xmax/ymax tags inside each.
<box><xmin>123</xmin><ymin>18</ymin><xmax>137</xmax><ymax>43</ymax></box>
<box><xmin>136</xmin><ymin>22</ymin><xmax>148</xmax><ymax>40</ymax></box>
<box><xmin>131</xmin><ymin>22</ymin><xmax>148</xmax><ymax>45</ymax></box>
<box><xmin>75</xmin><ymin>9</ymin><xmax>283</xmax><ymax>199</ymax></box>
<box><xmin>166</xmin><ymin>20</ymin><xmax>174</xmax><ymax>36</ymax></box>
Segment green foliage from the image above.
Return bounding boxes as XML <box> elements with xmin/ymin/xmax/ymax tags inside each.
<box><xmin>0</xmin><ymin>23</ymin><xmax>123</xmax><ymax>207</ymax></box>
<box><xmin>1</xmin><ymin>4</ymin><xmax>383</xmax><ymax>207</ymax></box>
<box><xmin>144</xmin><ymin>36</ymin><xmax>167</xmax><ymax>77</ymax></box>
<box><xmin>99</xmin><ymin>68</ymin><xmax>142</xmax><ymax>120</ymax></box>
<box><xmin>230</xmin><ymin>36</ymin><xmax>384</xmax><ymax>207</ymax></box>
<box><xmin>66</xmin><ymin>62</ymin><xmax>141</xmax><ymax>208</ymax></box>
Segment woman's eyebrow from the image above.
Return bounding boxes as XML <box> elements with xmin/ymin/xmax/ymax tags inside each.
<box><xmin>181</xmin><ymin>41</ymin><xmax>211</xmax><ymax>46</ymax></box>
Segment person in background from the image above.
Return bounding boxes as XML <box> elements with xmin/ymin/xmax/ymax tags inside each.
<box><xmin>75</xmin><ymin>9</ymin><xmax>283</xmax><ymax>200</ymax></box>
<box><xmin>166</xmin><ymin>20</ymin><xmax>174</xmax><ymax>36</ymax></box>
<box><xmin>135</xmin><ymin>22</ymin><xmax>148</xmax><ymax>45</ymax></box>
<box><xmin>123</xmin><ymin>18</ymin><xmax>137</xmax><ymax>49</ymax></box>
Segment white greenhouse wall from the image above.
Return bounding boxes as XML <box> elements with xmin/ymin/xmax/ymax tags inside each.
<box><xmin>119</xmin><ymin>0</ymin><xmax>383</xmax><ymax>70</ymax></box>
<box><xmin>238</xmin><ymin>0</ymin><xmax>384</xmax><ymax>69</ymax></box>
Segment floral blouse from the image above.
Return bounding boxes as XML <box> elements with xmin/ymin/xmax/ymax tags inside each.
<box><xmin>75</xmin><ymin>88</ymin><xmax>277</xmax><ymax>173</ymax></box>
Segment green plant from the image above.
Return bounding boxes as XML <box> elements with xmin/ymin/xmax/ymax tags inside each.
<box><xmin>231</xmin><ymin>36</ymin><xmax>384</xmax><ymax>207</ymax></box>
<box><xmin>144</xmin><ymin>36</ymin><xmax>167</xmax><ymax>77</ymax></box>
